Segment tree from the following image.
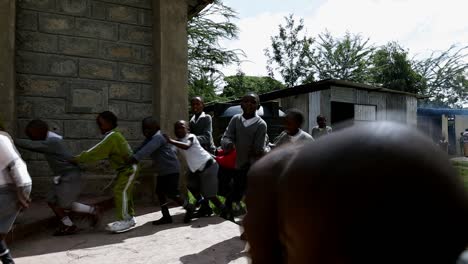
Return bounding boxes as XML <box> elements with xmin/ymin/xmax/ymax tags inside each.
<box><xmin>309</xmin><ymin>31</ymin><xmax>375</xmax><ymax>83</ymax></box>
<box><xmin>221</xmin><ymin>70</ymin><xmax>285</xmax><ymax>99</ymax></box>
<box><xmin>414</xmin><ymin>45</ymin><xmax>468</xmax><ymax>107</ymax></box>
<box><xmin>264</xmin><ymin>14</ymin><xmax>314</xmax><ymax>87</ymax></box>
<box><xmin>188</xmin><ymin>0</ymin><xmax>244</xmax><ymax>102</ymax></box>
<box><xmin>370</xmin><ymin>42</ymin><xmax>425</xmax><ymax>94</ymax></box>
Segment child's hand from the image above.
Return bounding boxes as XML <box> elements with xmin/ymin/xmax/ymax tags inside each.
<box><xmin>16</xmin><ymin>186</ymin><xmax>31</xmax><ymax>210</ymax></box>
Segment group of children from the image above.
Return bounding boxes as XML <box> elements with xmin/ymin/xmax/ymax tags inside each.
<box><xmin>0</xmin><ymin>92</ymin><xmax>332</xmax><ymax>263</ymax></box>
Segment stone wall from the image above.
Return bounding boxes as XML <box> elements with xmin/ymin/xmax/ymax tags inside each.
<box><xmin>15</xmin><ymin>0</ymin><xmax>154</xmax><ymax>199</ymax></box>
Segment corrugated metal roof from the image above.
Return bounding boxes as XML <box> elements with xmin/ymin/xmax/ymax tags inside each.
<box><xmin>417</xmin><ymin>108</ymin><xmax>468</xmax><ymax>116</ymax></box>
<box><xmin>188</xmin><ymin>0</ymin><xmax>214</xmax><ymax>19</ymax></box>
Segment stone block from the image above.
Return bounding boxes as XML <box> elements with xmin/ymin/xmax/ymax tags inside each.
<box><xmin>140</xmin><ymin>46</ymin><xmax>153</xmax><ymax>65</ymax></box>
<box><xmin>100</xmin><ymin>41</ymin><xmax>141</xmax><ymax>62</ymax></box>
<box><xmin>67</xmin><ymin>79</ymin><xmax>109</xmax><ymax>113</ymax></box>
<box><xmin>16</xmin><ymin>51</ymin><xmax>78</xmax><ymax>77</ymax></box>
<box><xmin>140</xmin><ymin>84</ymin><xmax>153</xmax><ymax>102</ymax></box>
<box><xmin>126</xmin><ymin>102</ymin><xmax>152</xmax><ymax>120</ymax></box>
<box><xmin>38</xmin><ymin>13</ymin><xmax>75</xmax><ymax>35</ymax></box>
<box><xmin>17</xmin><ymin>10</ymin><xmax>38</xmax><ymax>31</ymax></box>
<box><xmin>108</xmin><ymin>5</ymin><xmax>138</xmax><ymax>24</ymax></box>
<box><xmin>64</xmin><ymin>120</ymin><xmax>101</xmax><ymax>139</ymax></box>
<box><xmin>119</xmin><ymin>24</ymin><xmax>152</xmax><ymax>45</ymax></box>
<box><xmin>138</xmin><ymin>9</ymin><xmax>152</xmax><ymax>26</ymax></box>
<box><xmin>76</xmin><ymin>18</ymin><xmax>118</xmax><ymax>40</ymax></box>
<box><xmin>79</xmin><ymin>58</ymin><xmax>117</xmax><ymax>80</ymax></box>
<box><xmin>18</xmin><ymin>0</ymin><xmax>55</xmax><ymax>11</ymax></box>
<box><xmin>118</xmin><ymin>121</ymin><xmax>142</xmax><ymax>140</ymax></box>
<box><xmin>58</xmin><ymin>36</ymin><xmax>99</xmax><ymax>57</ymax></box>
<box><xmin>17</xmin><ymin>74</ymin><xmax>68</xmax><ymax>98</ymax></box>
<box><xmin>109</xmin><ymin>100</ymin><xmax>127</xmax><ymax>119</ymax></box>
<box><xmin>99</xmin><ymin>0</ymin><xmax>151</xmax><ymax>9</ymax></box>
<box><xmin>16</xmin><ymin>31</ymin><xmax>58</xmax><ymax>53</ymax></box>
<box><xmin>109</xmin><ymin>82</ymin><xmax>141</xmax><ymax>101</ymax></box>
<box><xmin>17</xmin><ymin>96</ymin><xmax>66</xmax><ymax>119</ymax></box>
<box><xmin>90</xmin><ymin>1</ymin><xmax>107</xmax><ymax>20</ymax></box>
<box><xmin>57</xmin><ymin>0</ymin><xmax>89</xmax><ymax>16</ymax></box>
<box><xmin>119</xmin><ymin>63</ymin><xmax>152</xmax><ymax>83</ymax></box>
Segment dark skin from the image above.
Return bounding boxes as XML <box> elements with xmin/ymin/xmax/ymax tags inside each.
<box><xmin>317</xmin><ymin>116</ymin><xmax>327</xmax><ymax>128</ymax></box>
<box><xmin>191</xmin><ymin>97</ymin><xmax>204</xmax><ymax>116</ymax></box>
<box><xmin>245</xmin><ymin>122</ymin><xmax>468</xmax><ymax>264</ymax></box>
<box><xmin>284</xmin><ymin>114</ymin><xmax>300</xmax><ymax>136</ymax></box>
<box><xmin>165</xmin><ymin>121</ymin><xmax>224</xmax><ymax>209</ymax></box>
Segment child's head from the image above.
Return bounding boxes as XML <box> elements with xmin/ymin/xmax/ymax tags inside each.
<box><xmin>96</xmin><ymin>111</ymin><xmax>118</xmax><ymax>135</ymax></box>
<box><xmin>316</xmin><ymin>115</ymin><xmax>327</xmax><ymax>128</ymax></box>
<box><xmin>190</xmin><ymin>96</ymin><xmax>205</xmax><ymax>114</ymax></box>
<box><xmin>142</xmin><ymin>117</ymin><xmax>160</xmax><ymax>139</ymax></box>
<box><xmin>174</xmin><ymin>120</ymin><xmax>189</xmax><ymax>139</ymax></box>
<box><xmin>241</xmin><ymin>92</ymin><xmax>260</xmax><ymax>117</ymax></box>
<box><xmin>25</xmin><ymin>119</ymin><xmax>49</xmax><ymax>140</ymax></box>
<box><xmin>284</xmin><ymin>109</ymin><xmax>304</xmax><ymax>135</ymax></box>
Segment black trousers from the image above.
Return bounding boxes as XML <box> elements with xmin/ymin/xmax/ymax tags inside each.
<box><xmin>225</xmin><ymin>168</ymin><xmax>249</xmax><ymax>208</ymax></box>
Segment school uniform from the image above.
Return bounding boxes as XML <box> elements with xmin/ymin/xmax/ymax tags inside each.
<box><xmin>311</xmin><ymin>125</ymin><xmax>332</xmax><ymax>139</ymax></box>
<box><xmin>221</xmin><ymin>114</ymin><xmax>268</xmax><ymax>203</ymax></box>
<box><xmin>189</xmin><ymin>112</ymin><xmax>216</xmax><ymax>154</ymax></box>
<box><xmin>272</xmin><ymin>129</ymin><xmax>314</xmax><ymax>148</ymax></box>
<box><xmin>15</xmin><ymin>132</ymin><xmax>81</xmax><ymax>209</ymax></box>
<box><xmin>132</xmin><ymin>131</ymin><xmax>181</xmax><ymax>199</ymax></box>
<box><xmin>178</xmin><ymin>133</ymin><xmax>218</xmax><ymax>198</ymax></box>
<box><xmin>0</xmin><ymin>133</ymin><xmax>32</xmax><ymax>235</ymax></box>
<box><xmin>76</xmin><ymin>129</ymin><xmax>138</xmax><ymax>221</ymax></box>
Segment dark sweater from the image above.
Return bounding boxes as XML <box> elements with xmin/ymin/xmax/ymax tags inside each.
<box><xmin>189</xmin><ymin>112</ymin><xmax>216</xmax><ymax>154</ymax></box>
<box><xmin>221</xmin><ymin>114</ymin><xmax>268</xmax><ymax>169</ymax></box>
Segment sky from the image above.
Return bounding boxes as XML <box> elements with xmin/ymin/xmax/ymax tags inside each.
<box><xmin>219</xmin><ymin>0</ymin><xmax>468</xmax><ymax>78</ymax></box>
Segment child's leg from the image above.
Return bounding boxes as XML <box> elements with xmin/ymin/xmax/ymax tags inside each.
<box><xmin>113</xmin><ymin>165</ymin><xmax>138</xmax><ymax>221</ymax></box>
<box><xmin>153</xmin><ymin>174</ymin><xmax>174</xmax><ymax>225</ymax></box>
<box><xmin>0</xmin><ymin>237</ymin><xmax>14</xmax><ymax>264</ymax></box>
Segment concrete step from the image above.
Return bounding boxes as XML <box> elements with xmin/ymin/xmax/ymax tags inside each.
<box><xmin>6</xmin><ymin>195</ymin><xmax>113</xmax><ymax>244</ymax></box>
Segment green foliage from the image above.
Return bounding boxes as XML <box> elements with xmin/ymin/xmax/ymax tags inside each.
<box><xmin>370</xmin><ymin>42</ymin><xmax>426</xmax><ymax>94</ymax></box>
<box><xmin>310</xmin><ymin>31</ymin><xmax>375</xmax><ymax>83</ymax></box>
<box><xmin>188</xmin><ymin>0</ymin><xmax>244</xmax><ymax>102</ymax></box>
<box><xmin>264</xmin><ymin>14</ymin><xmax>314</xmax><ymax>87</ymax></box>
<box><xmin>221</xmin><ymin>70</ymin><xmax>285</xmax><ymax>99</ymax></box>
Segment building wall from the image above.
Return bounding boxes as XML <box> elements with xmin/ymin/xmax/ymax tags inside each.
<box><xmin>279</xmin><ymin>93</ymin><xmax>310</xmax><ymax>131</ymax></box>
<box><xmin>455</xmin><ymin>115</ymin><xmax>468</xmax><ymax>155</ymax></box>
<box><xmin>15</xmin><ymin>0</ymin><xmax>154</xmax><ymax>198</ymax></box>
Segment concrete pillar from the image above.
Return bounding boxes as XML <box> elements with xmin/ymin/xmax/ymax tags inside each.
<box><xmin>0</xmin><ymin>0</ymin><xmax>16</xmax><ymax>133</ymax></box>
<box><xmin>152</xmin><ymin>0</ymin><xmax>189</xmax><ymax>132</ymax></box>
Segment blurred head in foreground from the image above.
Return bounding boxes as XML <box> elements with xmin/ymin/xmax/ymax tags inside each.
<box><xmin>244</xmin><ymin>122</ymin><xmax>468</xmax><ymax>264</ymax></box>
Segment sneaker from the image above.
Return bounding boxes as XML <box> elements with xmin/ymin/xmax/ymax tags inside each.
<box><xmin>53</xmin><ymin>224</ymin><xmax>79</xmax><ymax>236</ymax></box>
<box><xmin>106</xmin><ymin>217</ymin><xmax>136</xmax><ymax>233</ymax></box>
<box><xmin>152</xmin><ymin>216</ymin><xmax>173</xmax><ymax>225</ymax></box>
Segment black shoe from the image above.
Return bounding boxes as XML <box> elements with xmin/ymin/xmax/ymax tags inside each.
<box><xmin>194</xmin><ymin>204</ymin><xmax>213</xmax><ymax>218</ymax></box>
<box><xmin>89</xmin><ymin>206</ymin><xmax>103</xmax><ymax>228</ymax></box>
<box><xmin>0</xmin><ymin>252</ymin><xmax>15</xmax><ymax>264</ymax></box>
<box><xmin>152</xmin><ymin>216</ymin><xmax>173</xmax><ymax>225</ymax></box>
<box><xmin>220</xmin><ymin>208</ymin><xmax>235</xmax><ymax>222</ymax></box>
<box><xmin>53</xmin><ymin>224</ymin><xmax>79</xmax><ymax>236</ymax></box>
<box><xmin>183</xmin><ymin>205</ymin><xmax>196</xmax><ymax>223</ymax></box>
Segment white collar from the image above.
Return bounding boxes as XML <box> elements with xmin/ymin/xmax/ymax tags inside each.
<box><xmin>241</xmin><ymin>114</ymin><xmax>260</xmax><ymax>127</ymax></box>
<box><xmin>190</xmin><ymin>112</ymin><xmax>206</xmax><ymax>123</ymax></box>
<box><xmin>289</xmin><ymin>129</ymin><xmax>303</xmax><ymax>142</ymax></box>
<box><xmin>47</xmin><ymin>131</ymin><xmax>63</xmax><ymax>139</ymax></box>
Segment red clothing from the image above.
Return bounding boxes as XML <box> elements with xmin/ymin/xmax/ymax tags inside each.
<box><xmin>215</xmin><ymin>149</ymin><xmax>237</xmax><ymax>169</ymax></box>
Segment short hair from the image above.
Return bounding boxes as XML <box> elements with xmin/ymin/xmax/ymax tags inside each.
<box><xmin>142</xmin><ymin>117</ymin><xmax>160</xmax><ymax>128</ymax></box>
<box><xmin>26</xmin><ymin>119</ymin><xmax>49</xmax><ymax>138</ymax></box>
<box><xmin>98</xmin><ymin>111</ymin><xmax>118</xmax><ymax>128</ymax></box>
<box><xmin>243</xmin><ymin>92</ymin><xmax>260</xmax><ymax>104</ymax></box>
<box><xmin>316</xmin><ymin>115</ymin><xmax>326</xmax><ymax>122</ymax></box>
<box><xmin>191</xmin><ymin>96</ymin><xmax>204</xmax><ymax>104</ymax></box>
<box><xmin>286</xmin><ymin>109</ymin><xmax>305</xmax><ymax>126</ymax></box>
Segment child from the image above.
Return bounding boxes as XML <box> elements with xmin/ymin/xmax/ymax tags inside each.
<box><xmin>220</xmin><ymin>92</ymin><xmax>268</xmax><ymax>220</ymax></box>
<box><xmin>14</xmin><ymin>120</ymin><xmax>100</xmax><ymax>236</ymax></box>
<box><xmin>73</xmin><ymin>111</ymin><xmax>138</xmax><ymax>233</ymax></box>
<box><xmin>271</xmin><ymin>109</ymin><xmax>314</xmax><ymax>148</ymax></box>
<box><xmin>127</xmin><ymin>117</ymin><xmax>194</xmax><ymax>225</ymax></box>
<box><xmin>189</xmin><ymin>96</ymin><xmax>216</xmax><ymax>154</ymax></box>
<box><xmin>311</xmin><ymin>115</ymin><xmax>332</xmax><ymax>139</ymax></box>
<box><xmin>164</xmin><ymin>120</ymin><xmax>224</xmax><ymax>221</ymax></box>
<box><xmin>0</xmin><ymin>123</ymin><xmax>32</xmax><ymax>264</ymax></box>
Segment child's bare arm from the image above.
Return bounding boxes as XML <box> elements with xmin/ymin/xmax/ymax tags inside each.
<box><xmin>164</xmin><ymin>134</ymin><xmax>193</xmax><ymax>150</ymax></box>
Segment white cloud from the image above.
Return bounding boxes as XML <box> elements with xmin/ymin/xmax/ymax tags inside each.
<box><xmin>220</xmin><ymin>0</ymin><xmax>468</xmax><ymax>78</ymax></box>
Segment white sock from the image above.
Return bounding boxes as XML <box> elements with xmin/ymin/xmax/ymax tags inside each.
<box><xmin>71</xmin><ymin>202</ymin><xmax>95</xmax><ymax>214</ymax></box>
<box><xmin>61</xmin><ymin>216</ymin><xmax>73</xmax><ymax>226</ymax></box>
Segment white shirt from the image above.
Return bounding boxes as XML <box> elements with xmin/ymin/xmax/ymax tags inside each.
<box><xmin>190</xmin><ymin>112</ymin><xmax>206</xmax><ymax>124</ymax></box>
<box><xmin>178</xmin><ymin>133</ymin><xmax>212</xmax><ymax>173</ymax></box>
<box><xmin>0</xmin><ymin>134</ymin><xmax>32</xmax><ymax>187</ymax></box>
<box><xmin>241</xmin><ymin>114</ymin><xmax>260</xmax><ymax>127</ymax></box>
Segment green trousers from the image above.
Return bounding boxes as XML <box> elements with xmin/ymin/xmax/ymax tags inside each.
<box><xmin>113</xmin><ymin>164</ymin><xmax>139</xmax><ymax>220</ymax></box>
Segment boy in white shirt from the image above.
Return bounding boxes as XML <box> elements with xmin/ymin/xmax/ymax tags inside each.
<box><xmin>164</xmin><ymin>120</ymin><xmax>224</xmax><ymax>221</ymax></box>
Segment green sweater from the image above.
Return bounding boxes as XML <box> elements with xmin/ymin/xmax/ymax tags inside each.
<box><xmin>76</xmin><ymin>129</ymin><xmax>133</xmax><ymax>171</ymax></box>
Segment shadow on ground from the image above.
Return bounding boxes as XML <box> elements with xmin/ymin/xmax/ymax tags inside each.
<box><xmin>179</xmin><ymin>236</ymin><xmax>247</xmax><ymax>264</ymax></box>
